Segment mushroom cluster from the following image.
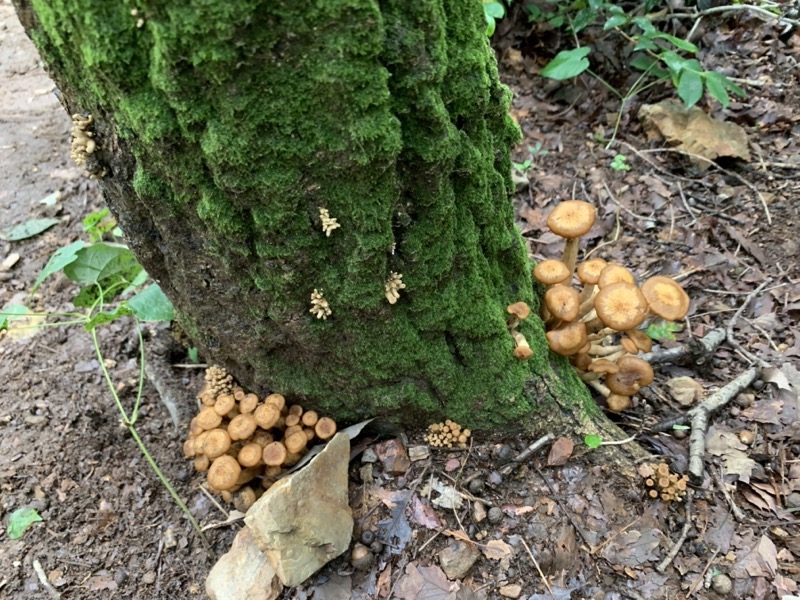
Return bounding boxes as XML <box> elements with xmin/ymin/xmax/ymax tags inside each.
<box><xmin>536</xmin><ymin>200</ymin><xmax>691</xmax><ymax>412</ymax></box>
<box><xmin>424</xmin><ymin>420</ymin><xmax>471</xmax><ymax>448</ymax></box>
<box><xmin>184</xmin><ymin>368</ymin><xmax>338</xmax><ymax>511</ymax></box>
<box><xmin>639</xmin><ymin>462</ymin><xmax>688</xmax><ymax>502</ymax></box>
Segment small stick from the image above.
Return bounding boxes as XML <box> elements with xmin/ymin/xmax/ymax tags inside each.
<box><xmin>32</xmin><ymin>559</ymin><xmax>61</xmax><ymax>600</ymax></box>
<box><xmin>520</xmin><ymin>537</ymin><xmax>554</xmax><ymax>598</ymax></box>
<box><xmin>656</xmin><ymin>489</ymin><xmax>694</xmax><ymax>573</ymax></box>
<box><xmin>500</xmin><ymin>433</ymin><xmax>556</xmax><ymax>476</ymax></box>
<box><xmin>640</xmin><ymin>327</ymin><xmax>726</xmax><ymax>365</ymax></box>
<box><xmin>711</xmin><ymin>465</ymin><xmax>748</xmax><ymax>522</ymax></box>
<box><xmin>725</xmin><ymin>279</ymin><xmax>773</xmax><ymax>369</ymax></box>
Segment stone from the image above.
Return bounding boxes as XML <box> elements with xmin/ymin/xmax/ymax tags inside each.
<box><xmin>206</xmin><ymin>527</ymin><xmax>283</xmax><ymax>600</ymax></box>
<box><xmin>439</xmin><ymin>541</ymin><xmax>480</xmax><ymax>580</ymax></box>
<box><xmin>408</xmin><ymin>445</ymin><xmax>430</xmax><ymax>462</ymax></box>
<box><xmin>245</xmin><ymin>432</ymin><xmax>353</xmax><ymax>587</ymax></box>
<box><xmin>472</xmin><ymin>501</ymin><xmax>487</xmax><ymax>524</ymax></box>
<box><xmin>488</xmin><ymin>507</ymin><xmax>503</xmax><ymax>524</ymax></box>
<box><xmin>374</xmin><ymin>438</ymin><xmax>411</xmax><ymax>474</ymax></box>
<box><xmin>499</xmin><ymin>583</ymin><xmax>522</xmax><ymax>598</ymax></box>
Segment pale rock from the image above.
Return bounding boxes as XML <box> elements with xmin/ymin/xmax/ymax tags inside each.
<box><xmin>245</xmin><ymin>432</ymin><xmax>353</xmax><ymax>586</ymax></box>
<box><xmin>206</xmin><ymin>527</ymin><xmax>282</xmax><ymax>600</ymax></box>
<box><xmin>439</xmin><ymin>540</ymin><xmax>480</xmax><ymax>580</ymax></box>
<box><xmin>499</xmin><ymin>583</ymin><xmax>523</xmax><ymax>598</ymax></box>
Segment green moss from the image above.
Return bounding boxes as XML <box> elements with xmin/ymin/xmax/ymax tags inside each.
<box><xmin>24</xmin><ymin>0</ymin><xmax>592</xmax><ymax>429</ymax></box>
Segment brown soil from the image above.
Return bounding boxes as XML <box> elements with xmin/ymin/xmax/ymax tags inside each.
<box><xmin>1</xmin><ymin>5</ymin><xmax>798</xmax><ymax>599</ymax></box>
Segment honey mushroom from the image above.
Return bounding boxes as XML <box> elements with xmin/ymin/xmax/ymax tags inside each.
<box><xmin>213</xmin><ymin>394</ymin><xmax>235</xmax><ymax>416</ymax></box>
<box><xmin>262</xmin><ymin>441</ymin><xmax>288</xmax><ymax>467</ymax></box>
<box><xmin>203</xmin><ymin>428</ymin><xmax>232</xmax><ymax>459</ymax></box>
<box><xmin>254</xmin><ymin>403</ymin><xmax>281</xmax><ymax>430</ymax></box>
<box><xmin>207</xmin><ymin>455</ymin><xmax>241</xmax><ymax>492</ymax></box>
<box><xmin>545</xmin><ymin>200</ymin><xmax>597</xmax><ymax>276</ymax></box>
<box><xmin>544</xmin><ymin>285</ymin><xmax>580</xmax><ymax>324</ymax></box>
<box><xmin>264</xmin><ymin>393</ymin><xmax>286</xmax><ymax>412</ymax></box>
<box><xmin>511</xmin><ymin>330</ymin><xmax>533</xmax><ymax>360</ymax></box>
<box><xmin>640</xmin><ymin>276</ymin><xmax>690</xmax><ymax>321</ymax></box>
<box><xmin>576</xmin><ymin>258</ymin><xmax>607</xmax><ymax>305</ymax></box>
<box><xmin>228</xmin><ymin>413</ymin><xmax>257</xmax><ymax>441</ymax></box>
<box><xmin>238</xmin><ymin>442</ymin><xmax>264</xmax><ymax>467</ymax></box>
<box><xmin>314</xmin><ymin>417</ymin><xmax>337</xmax><ymax>440</ymax></box>
<box><xmin>239</xmin><ymin>393</ymin><xmax>259</xmax><ymax>414</ymax></box>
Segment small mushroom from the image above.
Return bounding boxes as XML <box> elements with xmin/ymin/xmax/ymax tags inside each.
<box><xmin>606</xmin><ymin>393</ymin><xmax>632</xmax><ymax>413</ymax></box>
<box><xmin>301</xmin><ymin>410</ymin><xmax>319</xmax><ymax>427</ymax></box>
<box><xmin>315</xmin><ymin>417</ymin><xmax>337</xmax><ymax>440</ymax></box>
<box><xmin>576</xmin><ymin>258</ymin><xmax>607</xmax><ymax>304</ymax></box>
<box><xmin>510</xmin><ymin>330</ymin><xmax>533</xmax><ymax>360</ymax></box>
<box><xmin>506</xmin><ymin>302</ymin><xmax>531</xmax><ymax>329</ymax></box>
<box><xmin>254</xmin><ymin>403</ymin><xmax>281</xmax><ymax>430</ymax></box>
<box><xmin>545</xmin><ymin>285</ymin><xmax>580</xmax><ymax>323</ymax></box>
<box><xmin>238</xmin><ymin>442</ymin><xmax>264</xmax><ymax>467</ymax></box>
<box><xmin>597</xmin><ymin>263</ymin><xmax>635</xmax><ymax>289</ymax></box>
<box><xmin>194</xmin><ymin>454</ymin><xmax>210</xmax><ymax>473</ymax></box>
<box><xmin>606</xmin><ymin>356</ymin><xmax>654</xmax><ymax>396</ymax></box>
<box><xmin>284</xmin><ymin>429</ymin><xmax>308</xmax><ymax>454</ymax></box>
<box><xmin>195</xmin><ymin>406</ymin><xmax>223</xmax><ymax>430</ymax></box>
<box><xmin>233</xmin><ymin>486</ymin><xmax>257</xmax><ymax>512</ymax></box>
<box><xmin>351</xmin><ymin>543</ymin><xmax>374</xmax><ymax>570</ymax></box>
<box><xmin>265</xmin><ymin>393</ymin><xmax>286</xmax><ymax>412</ymax></box>
<box><xmin>203</xmin><ymin>428</ymin><xmax>232</xmax><ymax>459</ymax></box>
<box><xmin>640</xmin><ymin>276</ymin><xmax>690</xmax><ymax>321</ymax></box>
<box><xmin>213</xmin><ymin>394</ymin><xmax>236</xmax><ymax>416</ymax></box>
<box><xmin>533</xmin><ymin>259</ymin><xmax>571</xmax><ymax>286</ymax></box>
<box><xmin>207</xmin><ymin>455</ymin><xmax>241</xmax><ymax>491</ymax></box>
<box><xmin>239</xmin><ymin>393</ymin><xmax>259</xmax><ymax>414</ymax></box>
<box><xmin>546</xmin><ymin>200</ymin><xmax>597</xmax><ymax>275</ymax></box>
<box><xmin>625</xmin><ymin>329</ymin><xmax>653</xmax><ymax>353</ymax></box>
<box><xmin>285</xmin><ymin>414</ymin><xmax>301</xmax><ymax>428</ymax></box>
<box><xmin>262</xmin><ymin>441</ymin><xmax>288</xmax><ymax>467</ymax></box>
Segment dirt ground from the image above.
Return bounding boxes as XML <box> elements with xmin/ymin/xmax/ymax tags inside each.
<box><xmin>1</xmin><ymin>3</ymin><xmax>799</xmax><ymax>599</ymax></box>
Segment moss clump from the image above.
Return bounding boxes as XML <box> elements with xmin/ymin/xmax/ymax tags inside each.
<box><xmin>20</xmin><ymin>0</ymin><xmax>593</xmax><ymax>428</ymax></box>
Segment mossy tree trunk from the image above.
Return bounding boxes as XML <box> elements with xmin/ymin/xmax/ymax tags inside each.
<box><xmin>14</xmin><ymin>0</ymin><xmax>622</xmax><ymax>437</ymax></box>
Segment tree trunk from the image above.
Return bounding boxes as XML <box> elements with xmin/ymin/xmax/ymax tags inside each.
<box><xmin>13</xmin><ymin>0</ymin><xmax>628</xmax><ymax>443</ymax></box>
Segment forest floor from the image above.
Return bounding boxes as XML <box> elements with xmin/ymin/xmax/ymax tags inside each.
<box><xmin>1</xmin><ymin>3</ymin><xmax>799</xmax><ymax>599</ymax></box>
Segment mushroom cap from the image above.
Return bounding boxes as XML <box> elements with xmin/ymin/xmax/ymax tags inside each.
<box><xmin>587</xmin><ymin>358</ymin><xmax>619</xmax><ymax>374</ymax></box>
<box><xmin>594</xmin><ymin>282</ymin><xmax>648</xmax><ymax>331</ymax></box>
<box><xmin>284</xmin><ymin>429</ymin><xmax>308</xmax><ymax>454</ymax></box>
<box><xmin>195</xmin><ymin>406</ymin><xmax>223</xmax><ymax>430</ymax></box>
<box><xmin>301</xmin><ymin>410</ymin><xmax>319</xmax><ymax>427</ymax></box>
<box><xmin>533</xmin><ymin>260</ymin><xmax>570</xmax><ymax>286</ymax></box>
<box><xmin>507</xmin><ymin>301</ymin><xmax>532</xmax><ymax>320</ymax></box>
<box><xmin>513</xmin><ymin>345</ymin><xmax>534</xmax><ymax>360</ymax></box>
<box><xmin>238</xmin><ymin>442</ymin><xmax>264</xmax><ymax>468</ymax></box>
<box><xmin>288</xmin><ymin>404</ymin><xmax>304</xmax><ymax>417</ymax></box>
<box><xmin>285</xmin><ymin>414</ymin><xmax>301</xmax><ymax>428</ymax></box>
<box><xmin>606</xmin><ymin>356</ymin><xmax>654</xmax><ymax>396</ymax></box>
<box><xmin>194</xmin><ymin>454</ymin><xmax>210</xmax><ymax>473</ymax></box>
<box><xmin>239</xmin><ymin>393</ymin><xmax>259</xmax><ymax>414</ymax></box>
<box><xmin>254</xmin><ymin>403</ymin><xmax>281</xmax><ymax>430</ymax></box>
<box><xmin>641</xmin><ymin>276</ymin><xmax>690</xmax><ymax>321</ymax></box>
<box><xmin>545</xmin><ymin>285</ymin><xmax>580</xmax><ymax>322</ymax></box>
<box><xmin>576</xmin><ymin>258</ymin><xmax>608</xmax><ymax>285</ymax></box>
<box><xmin>597</xmin><ymin>263</ymin><xmax>635</xmax><ymax>288</ymax></box>
<box><xmin>606</xmin><ymin>394</ymin><xmax>632</xmax><ymax>413</ymax></box>
<box><xmin>265</xmin><ymin>393</ymin><xmax>286</xmax><ymax>412</ymax></box>
<box><xmin>315</xmin><ymin>417</ymin><xmax>337</xmax><ymax>440</ymax></box>
<box><xmin>234</xmin><ymin>486</ymin><xmax>258</xmax><ymax>512</ymax></box>
<box><xmin>620</xmin><ymin>336</ymin><xmax>639</xmax><ymax>354</ymax></box>
<box><xmin>626</xmin><ymin>329</ymin><xmax>653</xmax><ymax>353</ymax></box>
<box><xmin>203</xmin><ymin>428</ymin><xmax>232</xmax><ymax>459</ymax></box>
<box><xmin>262</xmin><ymin>441</ymin><xmax>288</xmax><ymax>467</ymax></box>
<box><xmin>546</xmin><ymin>321</ymin><xmax>588</xmax><ymax>356</ymax></box>
<box><xmin>572</xmin><ymin>352</ymin><xmax>592</xmax><ymax>371</ymax></box>
<box><xmin>213</xmin><ymin>394</ymin><xmax>236</xmax><ymax>416</ymax></box>
<box><xmin>546</xmin><ymin>200</ymin><xmax>597</xmax><ymax>239</ymax></box>
<box><xmin>228</xmin><ymin>413</ymin><xmax>257</xmax><ymax>441</ymax></box>
<box><xmin>207</xmin><ymin>455</ymin><xmax>241</xmax><ymax>491</ymax></box>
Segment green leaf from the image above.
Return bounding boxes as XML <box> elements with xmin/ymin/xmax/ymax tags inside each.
<box><xmin>644</xmin><ymin>320</ymin><xmax>681</xmax><ymax>341</ymax></box>
<box><xmin>678</xmin><ymin>69</ymin><xmax>703</xmax><ymax>107</ymax></box>
<box><xmin>84</xmin><ymin>305</ymin><xmax>133</xmax><ymax>331</ymax></box>
<box><xmin>723</xmin><ymin>76</ymin><xmax>746</xmax><ymax>98</ymax></box>
<box><xmin>584</xmin><ymin>434</ymin><xmax>603</xmax><ymax>449</ymax></box>
<box><xmin>7</xmin><ymin>507</ymin><xmax>43</xmax><ymax>540</ymax></box>
<box><xmin>659</xmin><ymin>50</ymin><xmax>687</xmax><ymax>75</ymax></box>
<box><xmin>541</xmin><ymin>47</ymin><xmax>591</xmax><ymax>80</ymax></box>
<box><xmin>634</xmin><ymin>36</ymin><xmax>658</xmax><ymax>51</ymax></box>
<box><xmin>0</xmin><ymin>304</ymin><xmax>29</xmax><ymax>331</ymax></box>
<box><xmin>483</xmin><ymin>1</ymin><xmax>505</xmax><ymax>19</ymax></box>
<box><xmin>63</xmin><ymin>243</ymin><xmax>140</xmax><ymax>285</ymax></box>
<box><xmin>485</xmin><ymin>12</ymin><xmax>496</xmax><ymax>36</ymax></box>
<box><xmin>704</xmin><ymin>72</ymin><xmax>730</xmax><ymax>109</ymax></box>
<box><xmin>126</xmin><ymin>284</ymin><xmax>174</xmax><ymax>322</ymax></box>
<box><xmin>0</xmin><ymin>218</ymin><xmax>61</xmax><ymax>241</ymax></box>
<box><xmin>32</xmin><ymin>240</ymin><xmax>85</xmax><ymax>292</ymax></box>
<box><xmin>653</xmin><ymin>33</ymin><xmax>698</xmax><ymax>53</ymax></box>
<box><xmin>633</xmin><ymin>16</ymin><xmax>656</xmax><ymax>34</ymax></box>
<box><xmin>629</xmin><ymin>55</ymin><xmax>669</xmax><ymax>78</ymax></box>
<box><xmin>604</xmin><ymin>14</ymin><xmax>628</xmax><ymax>29</ymax></box>
<box><xmin>188</xmin><ymin>347</ymin><xmax>200</xmax><ymax>364</ymax></box>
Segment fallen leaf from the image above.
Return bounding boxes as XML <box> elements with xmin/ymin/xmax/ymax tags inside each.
<box><xmin>411</xmin><ymin>496</ymin><xmax>441</xmax><ymax>530</ymax></box>
<box><xmin>0</xmin><ymin>217</ymin><xmax>61</xmax><ymax>241</ymax></box>
<box><xmin>422</xmin><ymin>478</ymin><xmax>463</xmax><ymax>510</ymax></box>
<box><xmin>762</xmin><ymin>366</ymin><xmax>792</xmax><ymax>391</ymax></box>
<box><xmin>706</xmin><ymin>428</ymin><xmax>756</xmax><ymax>483</ymax></box>
<box><xmin>395</xmin><ymin>563</ymin><xmax>459</xmax><ymax>600</ymax></box>
<box><xmin>312</xmin><ymin>574</ymin><xmax>352</xmax><ymax>600</ymax></box>
<box><xmin>482</xmin><ymin>539</ymin><xmax>513</xmax><ymax>561</ymax></box>
<box><xmin>547</xmin><ymin>437</ymin><xmax>574</xmax><ymax>466</ymax></box>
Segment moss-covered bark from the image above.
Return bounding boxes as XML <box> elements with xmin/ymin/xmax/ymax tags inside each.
<box><xmin>14</xmin><ymin>0</ymin><xmax>596</xmax><ymax>430</ymax></box>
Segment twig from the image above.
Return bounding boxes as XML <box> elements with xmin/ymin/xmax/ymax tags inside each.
<box><xmin>711</xmin><ymin>465</ymin><xmax>748</xmax><ymax>522</ymax></box>
<box><xmin>171</xmin><ymin>363</ymin><xmax>208</xmax><ymax>369</ymax></box>
<box><xmin>656</xmin><ymin>489</ymin><xmax>694</xmax><ymax>573</ymax></box>
<box><xmin>499</xmin><ymin>433</ymin><xmax>555</xmax><ymax>476</ymax></box>
<box><xmin>687</xmin><ymin>366</ymin><xmax>761</xmax><ymax>481</ymax></box>
<box><xmin>32</xmin><ymin>560</ymin><xmax>61</xmax><ymax>600</ymax></box>
<box><xmin>520</xmin><ymin>538</ymin><xmax>555</xmax><ymax>598</ymax></box>
<box><xmin>686</xmin><ymin>546</ymin><xmax>721</xmax><ymax>598</ymax></box>
<box><xmin>665</xmin><ymin>5</ymin><xmax>800</xmax><ymax>28</ymax></box>
<box><xmin>640</xmin><ymin>327</ymin><xmax>726</xmax><ymax>366</ymax></box>
<box><xmin>725</xmin><ymin>279</ymin><xmax>773</xmax><ymax>368</ymax></box>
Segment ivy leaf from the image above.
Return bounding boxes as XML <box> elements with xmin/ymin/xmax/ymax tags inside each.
<box><xmin>584</xmin><ymin>434</ymin><xmax>603</xmax><ymax>449</ymax></box>
<box><xmin>126</xmin><ymin>284</ymin><xmax>174</xmax><ymax>322</ymax></box>
<box><xmin>32</xmin><ymin>240</ymin><xmax>85</xmax><ymax>292</ymax></box>
<box><xmin>7</xmin><ymin>507</ymin><xmax>43</xmax><ymax>540</ymax></box>
<box><xmin>678</xmin><ymin>69</ymin><xmax>703</xmax><ymax>107</ymax></box>
<box><xmin>541</xmin><ymin>47</ymin><xmax>591</xmax><ymax>80</ymax></box>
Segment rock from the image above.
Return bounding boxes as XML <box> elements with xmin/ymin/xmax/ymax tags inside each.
<box><xmin>499</xmin><ymin>583</ymin><xmax>522</xmax><ymax>598</ymax></box>
<box><xmin>206</xmin><ymin>527</ymin><xmax>283</xmax><ymax>600</ymax></box>
<box><xmin>245</xmin><ymin>432</ymin><xmax>353</xmax><ymax>587</ymax></box>
<box><xmin>439</xmin><ymin>541</ymin><xmax>480</xmax><ymax>580</ymax></box>
<box><xmin>472</xmin><ymin>501</ymin><xmax>487</xmax><ymax>523</ymax></box>
<box><xmin>374</xmin><ymin>438</ymin><xmax>411</xmax><ymax>474</ymax></box>
<box><xmin>408</xmin><ymin>445</ymin><xmax>430</xmax><ymax>462</ymax></box>
<box><xmin>711</xmin><ymin>573</ymin><xmax>732</xmax><ymax>595</ymax></box>
<box><xmin>488</xmin><ymin>507</ymin><xmax>503</xmax><ymax>524</ymax></box>
<box><xmin>361</xmin><ymin>448</ymin><xmax>378</xmax><ymax>463</ymax></box>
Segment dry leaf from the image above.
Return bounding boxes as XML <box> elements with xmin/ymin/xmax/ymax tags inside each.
<box><xmin>482</xmin><ymin>539</ymin><xmax>513</xmax><ymax>561</ymax></box>
<box><xmin>547</xmin><ymin>437</ymin><xmax>574</xmax><ymax>466</ymax></box>
<box><xmin>706</xmin><ymin>428</ymin><xmax>756</xmax><ymax>483</ymax></box>
<box><xmin>395</xmin><ymin>563</ymin><xmax>459</xmax><ymax>600</ymax></box>
<box><xmin>667</xmin><ymin>376</ymin><xmax>704</xmax><ymax>406</ymax></box>
<box><xmin>411</xmin><ymin>496</ymin><xmax>441</xmax><ymax>530</ymax></box>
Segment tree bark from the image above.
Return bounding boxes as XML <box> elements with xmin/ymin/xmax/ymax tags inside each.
<box><xmin>13</xmin><ymin>0</ymin><xmax>630</xmax><ymax>443</ymax></box>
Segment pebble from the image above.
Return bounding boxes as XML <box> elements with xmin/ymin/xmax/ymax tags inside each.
<box><xmin>711</xmin><ymin>573</ymin><xmax>732</xmax><ymax>595</ymax></box>
<box><xmin>495</xmin><ymin>444</ymin><xmax>514</xmax><ymax>463</ymax></box>
<box><xmin>785</xmin><ymin>492</ymin><xmax>800</xmax><ymax>509</ymax></box>
<box><xmin>360</xmin><ymin>530</ymin><xmax>375</xmax><ymax>545</ymax></box>
<box><xmin>488</xmin><ymin>507</ymin><xmax>503</xmax><ymax>524</ymax></box>
<box><xmin>361</xmin><ymin>448</ymin><xmax>378</xmax><ymax>463</ymax></box>
<box><xmin>468</xmin><ymin>478</ymin><xmax>484</xmax><ymax>495</ymax></box>
<box><xmin>488</xmin><ymin>471</ymin><xmax>503</xmax><ymax>485</ymax></box>
<box><xmin>439</xmin><ymin>541</ymin><xmax>480</xmax><ymax>580</ymax></box>
<box><xmin>408</xmin><ymin>446</ymin><xmax>430</xmax><ymax>462</ymax></box>
<box><xmin>142</xmin><ymin>571</ymin><xmax>156</xmax><ymax>585</ymax></box>
<box><xmin>472</xmin><ymin>501</ymin><xmax>487</xmax><ymax>523</ymax></box>
<box><xmin>499</xmin><ymin>583</ymin><xmax>522</xmax><ymax>598</ymax></box>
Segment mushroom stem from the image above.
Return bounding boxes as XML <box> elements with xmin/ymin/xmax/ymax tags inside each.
<box><xmin>562</xmin><ymin>238</ymin><xmax>580</xmax><ymax>278</ymax></box>
<box><xmin>512</xmin><ymin>330</ymin><xmax>533</xmax><ymax>360</ymax></box>
<box><xmin>586</xmin><ymin>327</ymin><xmax>616</xmax><ymax>342</ymax></box>
<box><xmin>585</xmin><ymin>379</ymin><xmax>611</xmax><ymax>398</ymax></box>
<box><xmin>578</xmin><ymin>283</ymin><xmax>596</xmax><ymax>305</ymax></box>
<box><xmin>578</xmin><ymin>290</ymin><xmax>598</xmax><ymax>318</ymax></box>
<box><xmin>579</xmin><ymin>371</ymin><xmax>602</xmax><ymax>382</ymax></box>
<box><xmin>587</xmin><ymin>343</ymin><xmax>623</xmax><ymax>357</ymax></box>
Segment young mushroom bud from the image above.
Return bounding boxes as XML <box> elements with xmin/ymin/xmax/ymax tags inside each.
<box><xmin>238</xmin><ymin>442</ymin><xmax>265</xmax><ymax>468</ymax></box>
<box><xmin>194</xmin><ymin>454</ymin><xmax>210</xmax><ymax>473</ymax></box>
<box><xmin>606</xmin><ymin>393</ymin><xmax>632</xmax><ymax>413</ymax></box>
<box><xmin>264</xmin><ymin>393</ymin><xmax>286</xmax><ymax>412</ymax></box>
<box><xmin>262</xmin><ymin>441</ymin><xmax>288</xmax><ymax>467</ymax></box>
<box><xmin>203</xmin><ymin>428</ymin><xmax>233</xmax><ymax>460</ymax></box>
<box><xmin>511</xmin><ymin>330</ymin><xmax>533</xmax><ymax>360</ymax></box>
<box><xmin>228</xmin><ymin>413</ymin><xmax>257</xmax><ymax>441</ymax></box>
<box><xmin>284</xmin><ymin>429</ymin><xmax>309</xmax><ymax>454</ymax></box>
<box><xmin>301</xmin><ymin>410</ymin><xmax>319</xmax><ymax>427</ymax></box>
<box><xmin>606</xmin><ymin>356</ymin><xmax>654</xmax><ymax>396</ymax></box>
<box><xmin>233</xmin><ymin>486</ymin><xmax>257</xmax><ymax>512</ymax></box>
<box><xmin>239</xmin><ymin>393</ymin><xmax>260</xmax><ymax>414</ymax></box>
<box><xmin>213</xmin><ymin>394</ymin><xmax>236</xmax><ymax>416</ymax></box>
<box><xmin>254</xmin><ymin>403</ymin><xmax>281</xmax><ymax>430</ymax></box>
<box><xmin>546</xmin><ymin>200</ymin><xmax>597</xmax><ymax>276</ymax></box>
<box><xmin>315</xmin><ymin>417</ymin><xmax>337</xmax><ymax>440</ymax></box>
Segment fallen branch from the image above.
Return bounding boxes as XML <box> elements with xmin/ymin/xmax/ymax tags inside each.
<box><xmin>711</xmin><ymin>465</ymin><xmax>748</xmax><ymax>522</ymax></box>
<box><xmin>499</xmin><ymin>433</ymin><xmax>555</xmax><ymax>476</ymax></box>
<box><xmin>640</xmin><ymin>327</ymin><xmax>726</xmax><ymax>366</ymax></box>
<box><xmin>656</xmin><ymin>489</ymin><xmax>694</xmax><ymax>573</ymax></box>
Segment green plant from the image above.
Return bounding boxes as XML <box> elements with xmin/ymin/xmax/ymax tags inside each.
<box><xmin>644</xmin><ymin>319</ymin><xmax>681</xmax><ymax>341</ymax></box>
<box><xmin>483</xmin><ymin>0</ymin><xmax>507</xmax><ymax>36</ymax></box>
<box><xmin>512</xmin><ymin>142</ymin><xmax>549</xmax><ymax>174</ymax></box>
<box><xmin>610</xmin><ymin>153</ymin><xmax>631</xmax><ymax>171</ymax></box>
<box><xmin>584</xmin><ymin>433</ymin><xmax>603</xmax><ymax>448</ymax></box>
<box><xmin>534</xmin><ymin>1</ymin><xmax>745</xmax><ymax>109</ymax></box>
<box><xmin>1</xmin><ymin>217</ymin><xmax>207</xmax><ymax>545</ymax></box>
